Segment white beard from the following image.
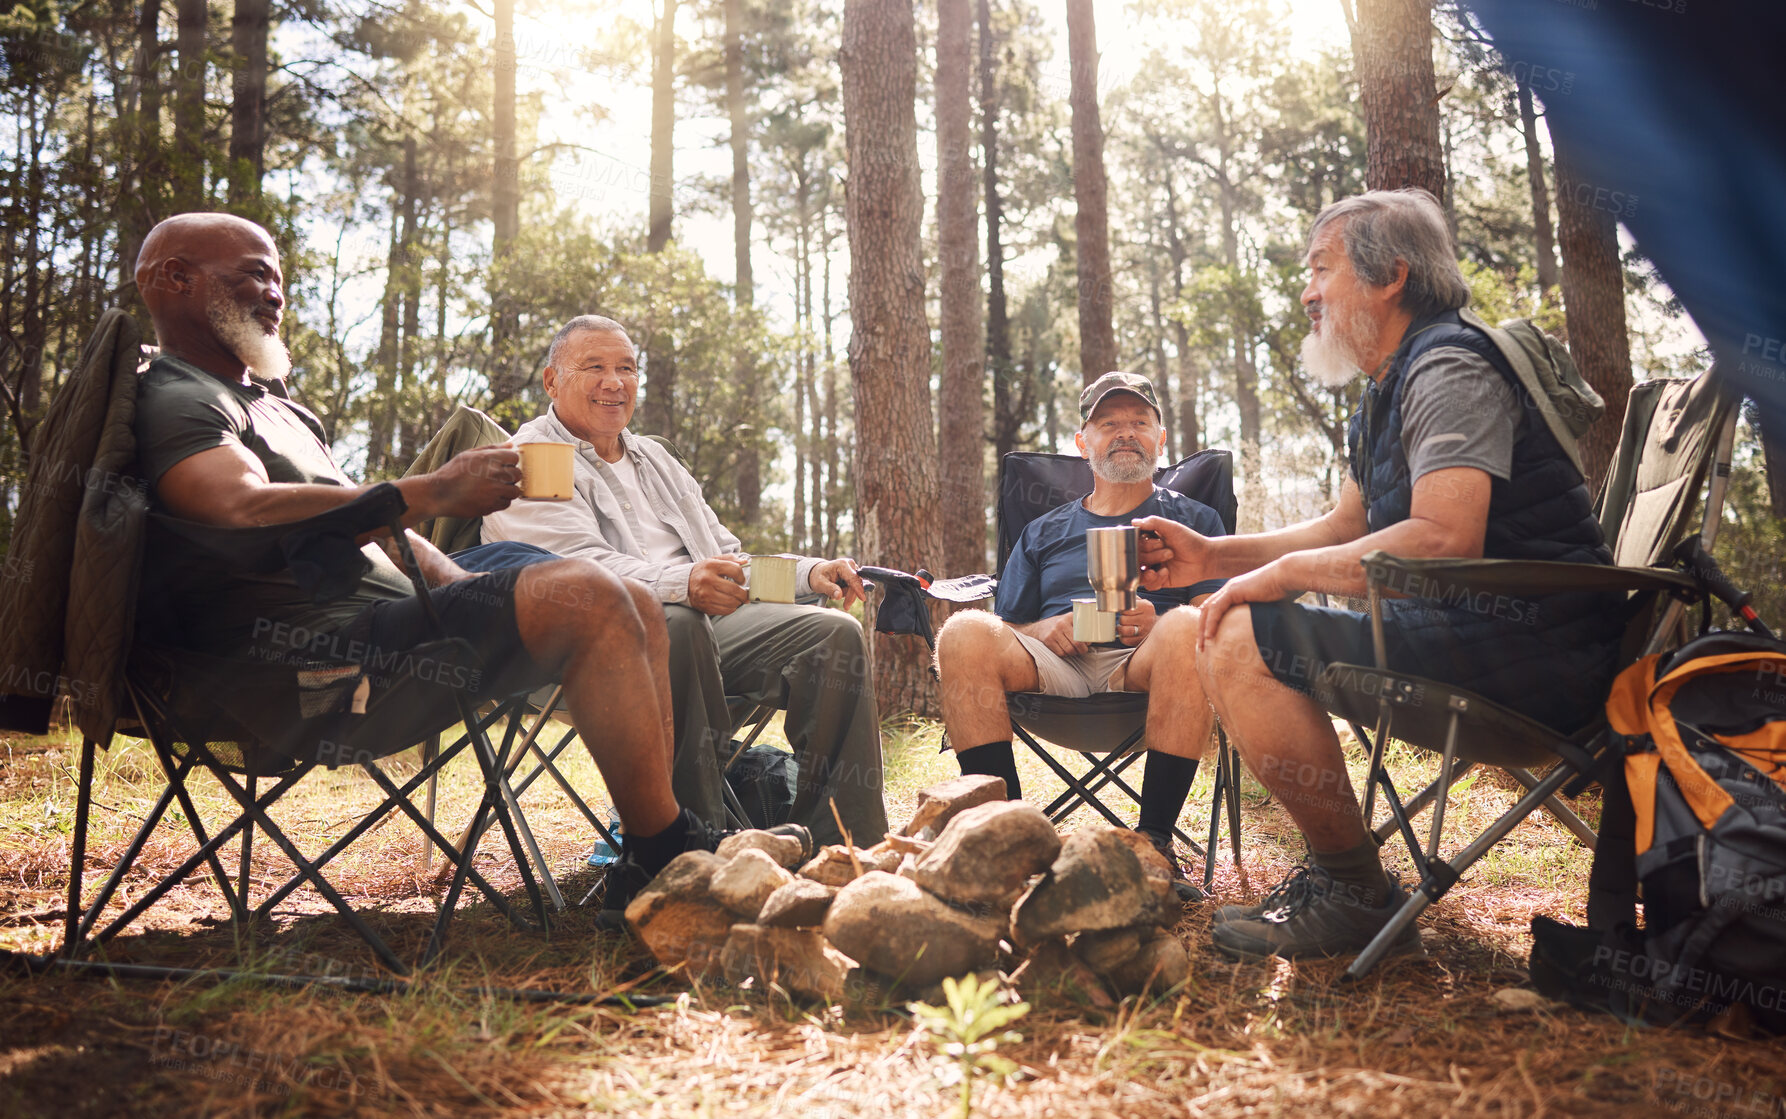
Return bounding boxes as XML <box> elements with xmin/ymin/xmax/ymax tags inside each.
<box><xmin>1301</xmin><ymin>300</ymin><xmax>1374</xmax><ymax>389</ymax></box>
<box><xmin>1090</xmin><ymin>441</ymin><xmax>1155</xmax><ymax>484</ymax></box>
<box><xmin>208</xmin><ymin>292</ymin><xmax>292</xmax><ymax>382</ymax></box>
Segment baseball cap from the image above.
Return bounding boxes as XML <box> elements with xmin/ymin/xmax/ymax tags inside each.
<box><xmin>1079</xmin><ymin>371</ymin><xmax>1161</xmax><ymax>422</ymax></box>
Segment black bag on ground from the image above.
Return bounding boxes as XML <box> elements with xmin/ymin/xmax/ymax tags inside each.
<box><xmin>1530</xmin><ymin>631</ymin><xmax>1786</xmax><ymax>1034</ymax></box>
<box><xmin>725</xmin><ymin>743</ymin><xmax>799</xmax><ymax>829</ymax></box>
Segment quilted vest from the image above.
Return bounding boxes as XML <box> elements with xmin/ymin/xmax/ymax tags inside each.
<box><xmin>1345</xmin><ymin>311</ymin><xmax>1619</xmax><ymax>696</ymax></box>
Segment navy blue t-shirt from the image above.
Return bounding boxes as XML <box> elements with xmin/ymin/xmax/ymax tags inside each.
<box><xmin>993</xmin><ymin>488</ymin><xmax>1228</xmax><ymax>624</ymax></box>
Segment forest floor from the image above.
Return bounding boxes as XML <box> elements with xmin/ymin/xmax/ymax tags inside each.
<box><xmin>1</xmin><ymin>711</ymin><xmax>1779</xmax><ymax>1119</ymax></box>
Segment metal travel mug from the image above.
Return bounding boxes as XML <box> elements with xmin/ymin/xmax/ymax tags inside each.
<box><xmin>1085</xmin><ymin>526</ymin><xmax>1140</xmax><ymax>613</ymax></box>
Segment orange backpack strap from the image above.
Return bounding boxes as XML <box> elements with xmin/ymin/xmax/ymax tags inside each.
<box><xmin>1641</xmin><ymin>652</ymin><xmax>1784</xmax><ymax>833</ymax></box>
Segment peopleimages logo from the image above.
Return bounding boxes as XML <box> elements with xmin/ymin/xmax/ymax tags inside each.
<box><xmin>1589</xmin><ymin>945</ymin><xmax>1784</xmax><ymax>1010</ymax></box>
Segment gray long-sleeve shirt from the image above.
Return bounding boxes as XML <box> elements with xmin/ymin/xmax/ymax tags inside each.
<box><xmin>480</xmin><ymin>405</ymin><xmax>820</xmax><ymax>604</ymax></box>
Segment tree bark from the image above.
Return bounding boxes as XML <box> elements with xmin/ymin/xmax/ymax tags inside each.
<box><xmin>1554</xmin><ymin>139</ymin><xmax>1632</xmax><ymax>493</ymax></box>
<box><xmin>119</xmin><ymin>0</ymin><xmax>164</xmax><ymax>295</ymax></box>
<box><xmin>1352</xmin><ymin>0</ymin><xmax>1446</xmax><ymax>199</ymax></box>
<box><xmin>227</xmin><ymin>0</ymin><xmax>269</xmax><ymax>205</ymax></box>
<box><xmin>173</xmin><ymin>0</ymin><xmax>207</xmax><ymax>210</ymax></box>
<box><xmin>648</xmin><ymin>0</ymin><xmax>678</xmax><ymax>252</ymax></box>
<box><xmin>1065</xmin><ymin>0</ymin><xmax>1116</xmax><ymax>384</ymax></box>
<box><xmin>1160</xmin><ymin>163</ymin><xmax>1198</xmax><ymax>453</ymax></box>
<box><xmin>979</xmin><ymin>0</ymin><xmax>1016</xmax><ymax>464</ymax></box>
<box><xmin>1146</xmin><ymin>260</ymin><xmax>1176</xmax><ymax>460</ymax></box>
<box><xmin>489</xmin><ymin>0</ymin><xmax>524</xmax><ymax>407</ymax></box>
<box><xmin>841</xmin><ymin>0</ymin><xmax>940</xmax><ymax>718</ymax></box>
<box><xmin>726</xmin><ymin>0</ymin><xmax>760</xmax><ymax>525</ymax></box>
<box><xmin>1517</xmin><ymin>78</ymin><xmax>1559</xmax><ymax>292</ymax></box>
<box><xmin>937</xmin><ymin>0</ymin><xmax>985</xmax><ymax>578</ymax></box>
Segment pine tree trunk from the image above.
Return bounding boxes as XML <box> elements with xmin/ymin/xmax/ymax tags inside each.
<box><xmin>648</xmin><ymin>0</ymin><xmax>678</xmax><ymax>252</ymax></box>
<box><xmin>841</xmin><ymin>0</ymin><xmax>940</xmax><ymax>718</ymax></box>
<box><xmin>1161</xmin><ymin>168</ymin><xmax>1197</xmax><ymax>452</ymax></box>
<box><xmin>173</xmin><ymin>0</ymin><xmax>207</xmax><ymax>210</ymax></box>
<box><xmin>1554</xmin><ymin>140</ymin><xmax>1632</xmax><ymax>493</ymax></box>
<box><xmin>1147</xmin><ymin>263</ymin><xmax>1176</xmax><ymax>460</ymax></box>
<box><xmin>979</xmin><ymin>0</ymin><xmax>1014</xmax><ymax>466</ymax></box>
<box><xmin>937</xmin><ymin>0</ymin><xmax>985</xmax><ymax>578</ymax></box>
<box><xmin>119</xmin><ymin>0</ymin><xmax>164</xmax><ymax>296</ymax></box>
<box><xmin>489</xmin><ymin>0</ymin><xmax>523</xmax><ymax>406</ymax></box>
<box><xmin>227</xmin><ymin>0</ymin><xmax>269</xmax><ymax>205</ymax></box>
<box><xmin>370</xmin><ymin>208</ymin><xmax>402</xmax><ymax>476</ymax></box>
<box><xmin>727</xmin><ymin>0</ymin><xmax>760</xmax><ymax>526</ymax></box>
<box><xmin>1352</xmin><ymin>0</ymin><xmax>1446</xmax><ymax>199</ymax></box>
<box><xmin>1517</xmin><ymin>79</ymin><xmax>1559</xmax><ymax>293</ymax></box>
<box><xmin>1065</xmin><ymin>0</ymin><xmax>1116</xmax><ymax>383</ymax></box>
<box><xmin>397</xmin><ymin>136</ymin><xmax>422</xmax><ymax>466</ymax></box>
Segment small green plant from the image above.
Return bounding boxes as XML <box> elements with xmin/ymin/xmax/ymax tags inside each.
<box><xmin>908</xmin><ymin>973</ymin><xmax>1030</xmax><ymax>1119</ymax></box>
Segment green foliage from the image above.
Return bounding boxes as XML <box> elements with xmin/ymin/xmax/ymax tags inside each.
<box><xmin>908</xmin><ymin>973</ymin><xmax>1030</xmax><ymax>1119</ymax></box>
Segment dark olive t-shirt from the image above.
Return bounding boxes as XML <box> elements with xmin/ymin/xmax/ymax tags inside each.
<box><xmin>135</xmin><ymin>354</ymin><xmax>412</xmax><ymax>653</ymax></box>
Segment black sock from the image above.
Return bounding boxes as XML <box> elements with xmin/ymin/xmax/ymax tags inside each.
<box><xmin>1312</xmin><ymin>840</ymin><xmax>1391</xmax><ymax>906</ymax></box>
<box><xmin>624</xmin><ymin>809</ymin><xmax>694</xmax><ymax>875</ymax></box>
<box><xmin>1137</xmin><ymin>752</ymin><xmax>1199</xmax><ymax>836</ymax></box>
<box><xmin>956</xmin><ymin>740</ymin><xmax>1021</xmax><ymax>800</ymax></box>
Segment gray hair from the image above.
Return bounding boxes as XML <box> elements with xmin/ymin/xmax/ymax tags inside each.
<box><xmin>1307</xmin><ymin>189</ymin><xmax>1470</xmax><ymax>319</ymax></box>
<box><xmin>546</xmin><ymin>314</ymin><xmax>633</xmax><ymax>370</ymax></box>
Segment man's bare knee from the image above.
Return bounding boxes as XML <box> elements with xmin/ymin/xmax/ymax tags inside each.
<box><xmin>1198</xmin><ymin>605</ymin><xmax>1272</xmax><ymax>701</ymax></box>
<box><xmin>935</xmin><ymin>610</ymin><xmax>1005</xmax><ymax>676</ymax></box>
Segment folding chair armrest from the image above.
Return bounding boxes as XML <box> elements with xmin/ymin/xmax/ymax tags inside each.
<box><xmin>1358</xmin><ymin>550</ymin><xmax>1701</xmax><ymax>601</ymax></box>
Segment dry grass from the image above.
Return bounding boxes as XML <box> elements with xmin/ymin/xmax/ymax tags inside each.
<box><xmin>2</xmin><ymin>715</ymin><xmax>1780</xmax><ymax>1119</ymax></box>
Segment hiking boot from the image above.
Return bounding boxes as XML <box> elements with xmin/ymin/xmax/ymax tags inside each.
<box><xmin>1212</xmin><ymin>863</ymin><xmax>1370</xmax><ymax>926</ymax></box>
<box><xmin>1210</xmin><ymin>865</ymin><xmax>1422</xmax><ymax>961</ymax></box>
<box><xmin>1136</xmin><ymin>827</ymin><xmax>1204</xmax><ymax>905</ymax></box>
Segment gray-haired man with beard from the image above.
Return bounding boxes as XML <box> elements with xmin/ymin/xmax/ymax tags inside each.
<box><xmin>932</xmin><ymin>372</ymin><xmax>1228</xmax><ymax>897</ymax></box>
<box><xmin>1133</xmin><ymin>188</ymin><xmax>1622</xmax><ymax>960</ymax></box>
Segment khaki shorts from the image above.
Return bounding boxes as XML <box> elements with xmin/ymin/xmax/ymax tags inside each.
<box><xmin>1010</xmin><ymin>631</ymin><xmax>1137</xmax><ymax>699</ymax></box>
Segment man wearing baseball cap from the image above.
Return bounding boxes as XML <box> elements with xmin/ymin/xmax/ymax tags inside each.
<box><xmin>932</xmin><ymin>371</ymin><xmax>1228</xmax><ymax>897</ymax></box>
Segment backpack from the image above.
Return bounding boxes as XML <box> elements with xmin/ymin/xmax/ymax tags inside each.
<box><xmin>1530</xmin><ymin>630</ymin><xmax>1786</xmax><ymax>1034</ymax></box>
<box><xmin>1459</xmin><ymin>308</ymin><xmax>1606</xmax><ymax>478</ymax></box>
<box><xmin>725</xmin><ymin>743</ymin><xmax>800</xmax><ymax>830</ymax></box>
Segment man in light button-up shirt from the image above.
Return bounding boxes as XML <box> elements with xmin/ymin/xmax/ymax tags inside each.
<box><xmin>482</xmin><ymin>315</ymin><xmax>886</xmax><ymax>845</ymax></box>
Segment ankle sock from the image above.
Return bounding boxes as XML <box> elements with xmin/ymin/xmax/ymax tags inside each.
<box><xmin>1311</xmin><ymin>840</ymin><xmax>1391</xmax><ymax>906</ymax></box>
<box><xmin>625</xmin><ymin>809</ymin><xmax>694</xmax><ymax>875</ymax></box>
<box><xmin>1137</xmin><ymin>753</ymin><xmax>1199</xmax><ymax>837</ymax></box>
<box><xmin>956</xmin><ymin>740</ymin><xmax>1021</xmax><ymax>800</ymax></box>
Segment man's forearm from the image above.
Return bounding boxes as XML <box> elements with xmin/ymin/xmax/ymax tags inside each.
<box><xmin>213</xmin><ymin>475</ymin><xmax>443</xmax><ymax>530</ymax></box>
<box><xmin>1202</xmin><ymin>515</ymin><xmax>1352</xmax><ymax>579</ymax></box>
<box><xmin>1276</xmin><ymin>516</ymin><xmax>1473</xmax><ymax>600</ymax></box>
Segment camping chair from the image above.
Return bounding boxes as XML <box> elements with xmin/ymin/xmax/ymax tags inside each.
<box><xmin>0</xmin><ymin>313</ymin><xmax>561</xmax><ymax>976</ymax></box>
<box><xmin>61</xmin><ymin>486</ymin><xmax>562</xmax><ymax>976</ymax></box>
<box><xmin>401</xmin><ymin>407</ymin><xmax>780</xmax><ymax>906</ymax></box>
<box><xmin>1312</xmin><ymin>369</ymin><xmax>1744</xmax><ymax>978</ymax></box>
<box><xmin>865</xmin><ymin>449</ymin><xmax>1246</xmax><ymax>889</ymax></box>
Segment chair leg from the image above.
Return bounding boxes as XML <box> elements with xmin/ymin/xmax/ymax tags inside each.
<box><xmin>513</xmin><ymin>727</ymin><xmax>606</xmax><ymax>835</ymax></box>
<box><xmin>1223</xmin><ymin>731</ymin><xmax>1244</xmax><ymax>872</ymax></box>
<box><xmin>419</xmin><ymin>734</ymin><xmax>439</xmax><ymax>872</ymax></box>
<box><xmin>1024</xmin><ymin>728</ymin><xmax>1135</xmax><ymax>831</ymax></box>
<box><xmin>1371</xmin><ymin>762</ymin><xmax>1477</xmax><ymax>847</ymax></box>
<box><xmin>236</xmin><ymin>774</ymin><xmax>256</xmax><ymax>927</ymax></box>
<box><xmin>62</xmin><ymin>737</ymin><xmax>96</xmax><ymax>959</ymax></box>
<box><xmin>1203</xmin><ymin>741</ymin><xmax>1225</xmax><ymax>892</ymax></box>
<box><xmin>1505</xmin><ymin>766</ymin><xmax>1598</xmax><ymax>849</ymax></box>
<box><xmin>84</xmin><ymin>755</ymin><xmax>277</xmax><ymax>950</ymax></box>
<box><xmin>1346</xmin><ymin>756</ymin><xmax>1582</xmax><ymax>980</ymax></box>
<box><xmin>204</xmin><ymin>762</ymin><xmax>410</xmax><ymax>976</ymax></box>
